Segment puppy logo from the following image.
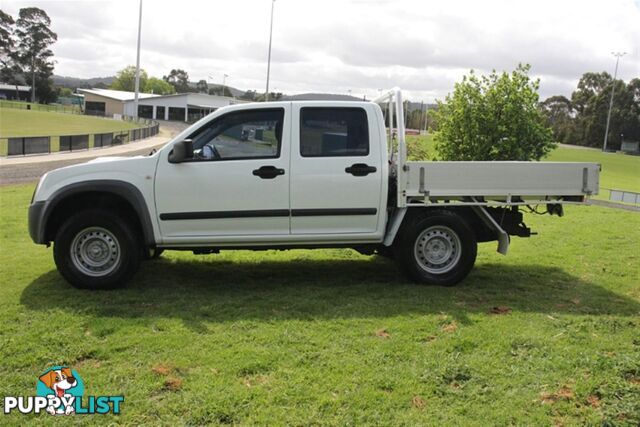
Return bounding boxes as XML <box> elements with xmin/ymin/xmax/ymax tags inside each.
<box><xmin>37</xmin><ymin>366</ymin><xmax>83</xmax><ymax>415</ymax></box>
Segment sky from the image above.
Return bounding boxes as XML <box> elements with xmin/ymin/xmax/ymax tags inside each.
<box><xmin>3</xmin><ymin>0</ymin><xmax>639</xmax><ymax>102</ymax></box>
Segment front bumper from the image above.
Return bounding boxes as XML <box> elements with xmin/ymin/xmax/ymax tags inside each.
<box><xmin>28</xmin><ymin>201</ymin><xmax>47</xmax><ymax>244</ymax></box>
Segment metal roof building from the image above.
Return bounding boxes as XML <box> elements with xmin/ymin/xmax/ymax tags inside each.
<box><xmin>0</xmin><ymin>83</ymin><xmax>32</xmax><ymax>101</ymax></box>
<box><xmin>77</xmin><ymin>88</ymin><xmax>241</xmax><ymax>122</ymax></box>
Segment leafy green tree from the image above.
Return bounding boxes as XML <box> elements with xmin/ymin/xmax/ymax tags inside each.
<box><xmin>13</xmin><ymin>7</ymin><xmax>57</xmax><ymax>103</ymax></box>
<box><xmin>110</xmin><ymin>65</ymin><xmax>148</xmax><ymax>92</ymax></box>
<box><xmin>0</xmin><ymin>10</ymin><xmax>24</xmax><ymax>99</ymax></box>
<box><xmin>540</xmin><ymin>95</ymin><xmax>575</xmax><ymax>144</ymax></box>
<box><xmin>144</xmin><ymin>77</ymin><xmax>175</xmax><ymax>95</ymax></box>
<box><xmin>434</xmin><ymin>64</ymin><xmax>555</xmax><ymax>161</ymax></box>
<box><xmin>163</xmin><ymin>68</ymin><xmax>190</xmax><ymax>92</ymax></box>
<box><xmin>239</xmin><ymin>90</ymin><xmax>257</xmax><ymax>101</ymax></box>
<box><xmin>196</xmin><ymin>79</ymin><xmax>208</xmax><ymax>93</ymax></box>
<box><xmin>209</xmin><ymin>85</ymin><xmax>233</xmax><ymax>97</ymax></box>
<box><xmin>564</xmin><ymin>72</ymin><xmax>639</xmax><ymax>148</ymax></box>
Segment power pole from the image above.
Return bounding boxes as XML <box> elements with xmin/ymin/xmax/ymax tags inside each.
<box><xmin>603</xmin><ymin>52</ymin><xmax>626</xmax><ymax>151</ymax></box>
<box><xmin>265</xmin><ymin>0</ymin><xmax>276</xmax><ymax>102</ymax></box>
<box><xmin>133</xmin><ymin>0</ymin><xmax>143</xmax><ymax>118</ymax></box>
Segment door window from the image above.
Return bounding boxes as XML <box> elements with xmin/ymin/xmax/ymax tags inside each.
<box><xmin>189</xmin><ymin>109</ymin><xmax>284</xmax><ymax>161</ymax></box>
<box><xmin>300</xmin><ymin>108</ymin><xmax>369</xmax><ymax>157</ymax></box>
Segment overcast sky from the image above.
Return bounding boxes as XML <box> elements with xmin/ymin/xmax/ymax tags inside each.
<box><xmin>3</xmin><ymin>0</ymin><xmax>639</xmax><ymax>101</ymax></box>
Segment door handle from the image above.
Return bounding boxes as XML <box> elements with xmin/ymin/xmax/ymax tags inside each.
<box><xmin>253</xmin><ymin>165</ymin><xmax>285</xmax><ymax>179</ymax></box>
<box><xmin>345</xmin><ymin>163</ymin><xmax>377</xmax><ymax>177</ymax></box>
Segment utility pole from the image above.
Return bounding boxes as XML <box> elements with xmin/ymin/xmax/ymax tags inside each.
<box><xmin>265</xmin><ymin>0</ymin><xmax>276</xmax><ymax>101</ymax></box>
<box><xmin>133</xmin><ymin>0</ymin><xmax>143</xmax><ymax>118</ymax></box>
<box><xmin>222</xmin><ymin>73</ymin><xmax>229</xmax><ymax>96</ymax></box>
<box><xmin>418</xmin><ymin>100</ymin><xmax>424</xmax><ymax>133</ymax></box>
<box><xmin>603</xmin><ymin>51</ymin><xmax>626</xmax><ymax>151</ymax></box>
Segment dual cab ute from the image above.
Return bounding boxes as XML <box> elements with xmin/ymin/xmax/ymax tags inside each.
<box><xmin>28</xmin><ymin>89</ymin><xmax>600</xmax><ymax>289</ymax></box>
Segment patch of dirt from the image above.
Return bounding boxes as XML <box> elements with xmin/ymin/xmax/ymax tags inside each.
<box><xmin>152</xmin><ymin>364</ymin><xmax>174</xmax><ymax>376</ymax></box>
<box><xmin>586</xmin><ymin>394</ymin><xmax>601</xmax><ymax>408</ymax></box>
<box><xmin>243</xmin><ymin>374</ymin><xmax>270</xmax><ymax>388</ymax></box>
<box><xmin>163</xmin><ymin>377</ymin><xmax>183</xmax><ymax>391</ymax></box>
<box><xmin>540</xmin><ymin>386</ymin><xmax>575</xmax><ymax>404</ymax></box>
<box><xmin>411</xmin><ymin>395</ymin><xmax>426</xmax><ymax>409</ymax></box>
<box><xmin>422</xmin><ymin>335</ymin><xmax>437</xmax><ymax>343</ymax></box>
<box><xmin>489</xmin><ymin>306</ymin><xmax>512</xmax><ymax>315</ymax></box>
<box><xmin>441</xmin><ymin>321</ymin><xmax>458</xmax><ymax>333</ymax></box>
<box><xmin>375</xmin><ymin>329</ymin><xmax>391</xmax><ymax>339</ymax></box>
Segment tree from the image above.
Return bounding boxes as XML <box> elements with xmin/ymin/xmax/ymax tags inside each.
<box><xmin>540</xmin><ymin>95</ymin><xmax>575</xmax><ymax>144</ymax></box>
<box><xmin>0</xmin><ymin>10</ymin><xmax>15</xmax><ymax>80</ymax></box>
<box><xmin>239</xmin><ymin>90</ymin><xmax>257</xmax><ymax>101</ymax></box>
<box><xmin>209</xmin><ymin>85</ymin><xmax>233</xmax><ymax>97</ymax></box>
<box><xmin>163</xmin><ymin>69</ymin><xmax>190</xmax><ymax>92</ymax></box>
<box><xmin>13</xmin><ymin>7</ymin><xmax>57</xmax><ymax>103</ymax></box>
<box><xmin>196</xmin><ymin>79</ymin><xmax>208</xmax><ymax>93</ymax></box>
<box><xmin>550</xmin><ymin>72</ymin><xmax>640</xmax><ymax>148</ymax></box>
<box><xmin>434</xmin><ymin>64</ymin><xmax>555</xmax><ymax>161</ymax></box>
<box><xmin>110</xmin><ymin>65</ymin><xmax>148</xmax><ymax>92</ymax></box>
<box><xmin>144</xmin><ymin>77</ymin><xmax>175</xmax><ymax>95</ymax></box>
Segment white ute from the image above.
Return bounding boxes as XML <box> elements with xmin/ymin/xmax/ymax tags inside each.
<box><xmin>28</xmin><ymin>89</ymin><xmax>600</xmax><ymax>289</ymax></box>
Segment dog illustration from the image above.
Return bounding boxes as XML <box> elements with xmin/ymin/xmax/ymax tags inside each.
<box><xmin>39</xmin><ymin>367</ymin><xmax>77</xmax><ymax>415</ymax></box>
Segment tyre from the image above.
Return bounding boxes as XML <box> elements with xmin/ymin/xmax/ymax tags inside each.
<box><xmin>53</xmin><ymin>210</ymin><xmax>141</xmax><ymax>290</ymax></box>
<box><xmin>394</xmin><ymin>210</ymin><xmax>477</xmax><ymax>286</ymax></box>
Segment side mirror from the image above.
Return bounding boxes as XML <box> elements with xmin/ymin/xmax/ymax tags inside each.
<box><xmin>168</xmin><ymin>139</ymin><xmax>193</xmax><ymax>163</ymax></box>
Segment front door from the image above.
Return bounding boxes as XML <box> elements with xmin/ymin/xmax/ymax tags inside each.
<box><xmin>155</xmin><ymin>106</ymin><xmax>290</xmax><ymax>241</ymax></box>
<box><xmin>289</xmin><ymin>105</ymin><xmax>384</xmax><ymax>236</ymax></box>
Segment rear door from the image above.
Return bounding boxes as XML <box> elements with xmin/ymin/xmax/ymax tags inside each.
<box><xmin>289</xmin><ymin>104</ymin><xmax>384</xmax><ymax>236</ymax></box>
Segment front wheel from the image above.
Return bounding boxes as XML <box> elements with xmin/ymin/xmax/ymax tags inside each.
<box><xmin>394</xmin><ymin>210</ymin><xmax>477</xmax><ymax>286</ymax></box>
<box><xmin>53</xmin><ymin>210</ymin><xmax>141</xmax><ymax>289</ymax></box>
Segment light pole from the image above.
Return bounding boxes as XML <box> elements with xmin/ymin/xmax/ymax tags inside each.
<box><xmin>222</xmin><ymin>74</ymin><xmax>229</xmax><ymax>96</ymax></box>
<box><xmin>265</xmin><ymin>0</ymin><xmax>276</xmax><ymax>101</ymax></box>
<box><xmin>133</xmin><ymin>0</ymin><xmax>143</xmax><ymax>118</ymax></box>
<box><xmin>603</xmin><ymin>51</ymin><xmax>626</xmax><ymax>151</ymax></box>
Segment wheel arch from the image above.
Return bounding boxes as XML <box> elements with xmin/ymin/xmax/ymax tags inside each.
<box><xmin>387</xmin><ymin>206</ymin><xmax>496</xmax><ymax>247</ymax></box>
<box><xmin>40</xmin><ymin>180</ymin><xmax>155</xmax><ymax>246</ymax></box>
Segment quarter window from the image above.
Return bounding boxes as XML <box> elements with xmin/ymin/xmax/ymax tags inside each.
<box><xmin>300</xmin><ymin>108</ymin><xmax>369</xmax><ymax>157</ymax></box>
<box><xmin>189</xmin><ymin>109</ymin><xmax>284</xmax><ymax>161</ymax></box>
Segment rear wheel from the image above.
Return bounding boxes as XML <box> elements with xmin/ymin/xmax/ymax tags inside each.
<box><xmin>53</xmin><ymin>210</ymin><xmax>141</xmax><ymax>289</ymax></box>
<box><xmin>395</xmin><ymin>210</ymin><xmax>477</xmax><ymax>286</ymax></box>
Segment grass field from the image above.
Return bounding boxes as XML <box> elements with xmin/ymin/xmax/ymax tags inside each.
<box><xmin>0</xmin><ymin>108</ymin><xmax>138</xmax><ymax>138</ymax></box>
<box><xmin>0</xmin><ymin>180</ymin><xmax>639</xmax><ymax>423</ymax></box>
<box><xmin>406</xmin><ymin>135</ymin><xmax>640</xmax><ymax>196</ymax></box>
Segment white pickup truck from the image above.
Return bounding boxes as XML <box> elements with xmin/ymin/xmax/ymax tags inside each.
<box><xmin>28</xmin><ymin>89</ymin><xmax>599</xmax><ymax>289</ymax></box>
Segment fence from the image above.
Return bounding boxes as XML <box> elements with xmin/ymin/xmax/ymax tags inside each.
<box><xmin>1</xmin><ymin>121</ymin><xmax>160</xmax><ymax>157</ymax></box>
<box><xmin>608</xmin><ymin>188</ymin><xmax>640</xmax><ymax>205</ymax></box>
<box><xmin>0</xmin><ymin>100</ymin><xmax>81</xmax><ymax>114</ymax></box>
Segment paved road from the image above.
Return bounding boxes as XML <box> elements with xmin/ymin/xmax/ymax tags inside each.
<box><xmin>0</xmin><ymin>122</ymin><xmax>188</xmax><ymax>186</ymax></box>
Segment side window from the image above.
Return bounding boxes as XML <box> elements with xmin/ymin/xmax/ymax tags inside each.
<box><xmin>300</xmin><ymin>108</ymin><xmax>369</xmax><ymax>157</ymax></box>
<box><xmin>189</xmin><ymin>108</ymin><xmax>284</xmax><ymax>161</ymax></box>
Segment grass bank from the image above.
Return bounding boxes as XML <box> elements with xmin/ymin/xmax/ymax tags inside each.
<box><xmin>0</xmin><ymin>109</ymin><xmax>138</xmax><ymax>138</ymax></box>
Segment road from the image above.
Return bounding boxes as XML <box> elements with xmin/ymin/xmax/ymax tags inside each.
<box><xmin>0</xmin><ymin>122</ymin><xmax>188</xmax><ymax>186</ymax></box>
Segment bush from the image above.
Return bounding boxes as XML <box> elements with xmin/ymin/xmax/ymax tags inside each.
<box><xmin>434</xmin><ymin>64</ymin><xmax>555</xmax><ymax>161</ymax></box>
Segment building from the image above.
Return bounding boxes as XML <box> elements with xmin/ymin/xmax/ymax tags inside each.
<box><xmin>77</xmin><ymin>88</ymin><xmax>241</xmax><ymax>121</ymax></box>
<box><xmin>0</xmin><ymin>83</ymin><xmax>31</xmax><ymax>101</ymax></box>
<box><xmin>621</xmin><ymin>140</ymin><xmax>639</xmax><ymax>154</ymax></box>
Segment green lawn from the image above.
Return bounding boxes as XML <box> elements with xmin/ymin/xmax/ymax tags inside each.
<box><xmin>0</xmin><ymin>108</ymin><xmax>138</xmax><ymax>138</ymax></box>
<box><xmin>0</xmin><ymin>182</ymin><xmax>638</xmax><ymax>425</ymax></box>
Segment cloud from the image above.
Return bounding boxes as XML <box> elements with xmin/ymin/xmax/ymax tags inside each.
<box><xmin>2</xmin><ymin>0</ymin><xmax>639</xmax><ymax>101</ymax></box>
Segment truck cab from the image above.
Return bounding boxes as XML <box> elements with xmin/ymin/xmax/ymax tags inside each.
<box><xmin>29</xmin><ymin>89</ymin><xmax>599</xmax><ymax>290</ymax></box>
